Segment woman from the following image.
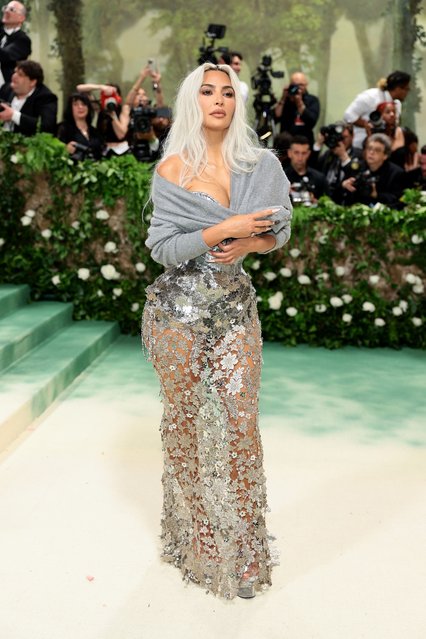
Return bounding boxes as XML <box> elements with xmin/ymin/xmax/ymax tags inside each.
<box><xmin>142</xmin><ymin>63</ymin><xmax>292</xmax><ymax>600</ymax></box>
<box><xmin>371</xmin><ymin>101</ymin><xmax>404</xmax><ymax>151</ymax></box>
<box><xmin>57</xmin><ymin>92</ymin><xmax>104</xmax><ymax>161</ymax></box>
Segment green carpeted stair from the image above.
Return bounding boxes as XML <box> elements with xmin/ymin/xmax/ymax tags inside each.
<box><xmin>0</xmin><ymin>284</ymin><xmax>120</xmax><ymax>451</ymax></box>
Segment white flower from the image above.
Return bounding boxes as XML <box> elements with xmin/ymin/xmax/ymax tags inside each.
<box><xmin>316</xmin><ymin>272</ymin><xmax>329</xmax><ymax>281</ymax></box>
<box><xmin>374</xmin><ymin>318</ymin><xmax>386</xmax><ymax>327</ymax></box>
<box><xmin>25</xmin><ymin>209</ymin><xmax>36</xmax><ymax>218</ymax></box>
<box><xmin>330</xmin><ymin>296</ymin><xmax>344</xmax><ymax>308</ymax></box>
<box><xmin>264</xmin><ymin>271</ymin><xmax>277</xmax><ymax>281</ymax></box>
<box><xmin>411</xmin><ymin>234</ymin><xmax>423</xmax><ymax>245</ymax></box>
<box><xmin>413</xmin><ymin>283</ymin><xmax>424</xmax><ymax>294</ymax></box>
<box><xmin>20</xmin><ymin>215</ymin><xmax>32</xmax><ymax>226</ymax></box>
<box><xmin>131</xmin><ymin>302</ymin><xmax>140</xmax><ymax>312</ymax></box>
<box><xmin>315</xmin><ymin>304</ymin><xmax>327</xmax><ymax>313</ymax></box>
<box><xmin>405</xmin><ymin>273</ymin><xmax>417</xmax><ymax>285</ymax></box>
<box><xmin>268</xmin><ymin>291</ymin><xmax>283</xmax><ymax>310</ymax></box>
<box><xmin>104</xmin><ymin>241</ymin><xmax>117</xmax><ymax>253</ymax></box>
<box><xmin>372</xmin><ymin>202</ymin><xmax>386</xmax><ymax>212</ymax></box>
<box><xmin>362</xmin><ymin>301</ymin><xmax>375</xmax><ymax>312</ymax></box>
<box><xmin>71</xmin><ymin>220</ymin><xmax>80</xmax><ymax>230</ymax></box>
<box><xmin>112</xmin><ymin>287</ymin><xmax>123</xmax><ymax>297</ymax></box>
<box><xmin>279</xmin><ymin>267</ymin><xmax>292</xmax><ymax>277</ymax></box>
<box><xmin>318</xmin><ymin>235</ymin><xmax>328</xmax><ymax>245</ymax></box>
<box><xmin>256</xmin><ymin>295</ymin><xmax>262</xmax><ymax>302</ymax></box>
<box><xmin>100</xmin><ymin>264</ymin><xmax>120</xmax><ymax>280</ymax></box>
<box><xmin>342</xmin><ymin>294</ymin><xmax>353</xmax><ymax>304</ymax></box>
<box><xmin>369</xmin><ymin>275</ymin><xmax>380</xmax><ymax>285</ymax></box>
<box><xmin>412</xmin><ymin>317</ymin><xmax>423</xmax><ymax>327</ymax></box>
<box><xmin>96</xmin><ymin>209</ymin><xmax>110</xmax><ymax>220</ymax></box>
<box><xmin>335</xmin><ymin>266</ymin><xmax>346</xmax><ymax>277</ymax></box>
<box><xmin>135</xmin><ymin>262</ymin><xmax>146</xmax><ymax>273</ymax></box>
<box><xmin>0</xmin><ymin>238</ymin><xmax>4</xmax><ymax>248</ymax></box>
<box><xmin>342</xmin><ymin>313</ymin><xmax>352</xmax><ymax>323</ymax></box>
<box><xmin>51</xmin><ymin>275</ymin><xmax>61</xmax><ymax>286</ymax></box>
<box><xmin>251</xmin><ymin>260</ymin><xmax>260</xmax><ymax>270</ymax></box>
<box><xmin>298</xmin><ymin>274</ymin><xmax>311</xmax><ymax>285</ymax></box>
<box><xmin>10</xmin><ymin>153</ymin><xmax>19</xmax><ymax>164</ymax></box>
<box><xmin>97</xmin><ymin>289</ymin><xmax>104</xmax><ymax>297</ymax></box>
<box><xmin>286</xmin><ymin>306</ymin><xmax>298</xmax><ymax>317</ymax></box>
<box><xmin>399</xmin><ymin>300</ymin><xmax>408</xmax><ymax>312</ymax></box>
<box><xmin>289</xmin><ymin>248</ymin><xmax>301</xmax><ymax>258</ymax></box>
<box><xmin>41</xmin><ymin>229</ymin><xmax>52</xmax><ymax>239</ymax></box>
<box><xmin>77</xmin><ymin>268</ymin><xmax>90</xmax><ymax>281</ymax></box>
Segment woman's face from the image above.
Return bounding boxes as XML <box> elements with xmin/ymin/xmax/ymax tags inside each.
<box><xmin>72</xmin><ymin>99</ymin><xmax>88</xmax><ymax>120</ymax></box>
<box><xmin>381</xmin><ymin>104</ymin><xmax>396</xmax><ymax>125</ymax></box>
<box><xmin>198</xmin><ymin>70</ymin><xmax>236</xmax><ymax>132</ymax></box>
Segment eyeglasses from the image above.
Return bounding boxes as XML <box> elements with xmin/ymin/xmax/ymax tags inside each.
<box><xmin>2</xmin><ymin>4</ymin><xmax>23</xmax><ymax>13</ymax></box>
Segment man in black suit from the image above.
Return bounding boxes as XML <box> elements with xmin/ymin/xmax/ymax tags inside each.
<box><xmin>0</xmin><ymin>2</ymin><xmax>31</xmax><ymax>87</ymax></box>
<box><xmin>0</xmin><ymin>60</ymin><xmax>57</xmax><ymax>135</ymax></box>
<box><xmin>284</xmin><ymin>135</ymin><xmax>326</xmax><ymax>206</ymax></box>
<box><xmin>274</xmin><ymin>72</ymin><xmax>320</xmax><ymax>148</ymax></box>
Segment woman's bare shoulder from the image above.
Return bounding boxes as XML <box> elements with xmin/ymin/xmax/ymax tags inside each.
<box><xmin>157</xmin><ymin>155</ymin><xmax>183</xmax><ymax>185</ymax></box>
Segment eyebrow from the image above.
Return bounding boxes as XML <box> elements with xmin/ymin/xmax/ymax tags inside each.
<box><xmin>200</xmin><ymin>83</ymin><xmax>234</xmax><ymax>91</ymax></box>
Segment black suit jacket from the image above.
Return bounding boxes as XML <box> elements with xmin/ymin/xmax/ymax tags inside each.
<box><xmin>277</xmin><ymin>93</ymin><xmax>320</xmax><ymax>148</ymax></box>
<box><xmin>0</xmin><ymin>82</ymin><xmax>57</xmax><ymax>136</ymax></box>
<box><xmin>342</xmin><ymin>159</ymin><xmax>405</xmax><ymax>209</ymax></box>
<box><xmin>0</xmin><ymin>27</ymin><xmax>31</xmax><ymax>84</ymax></box>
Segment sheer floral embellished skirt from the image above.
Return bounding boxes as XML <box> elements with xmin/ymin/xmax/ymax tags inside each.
<box><xmin>142</xmin><ymin>257</ymin><xmax>274</xmax><ymax>599</ymax></box>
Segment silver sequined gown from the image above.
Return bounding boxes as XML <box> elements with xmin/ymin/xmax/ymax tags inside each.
<box><xmin>142</xmin><ymin>193</ymin><xmax>273</xmax><ymax>600</ymax></box>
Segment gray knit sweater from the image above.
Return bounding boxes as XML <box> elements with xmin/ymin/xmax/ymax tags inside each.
<box><xmin>145</xmin><ymin>150</ymin><xmax>292</xmax><ymax>268</ymax></box>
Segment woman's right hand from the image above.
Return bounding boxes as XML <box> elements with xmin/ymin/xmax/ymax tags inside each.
<box><xmin>66</xmin><ymin>141</ymin><xmax>77</xmax><ymax>154</ymax></box>
<box><xmin>219</xmin><ymin>208</ymin><xmax>277</xmax><ymax>238</ymax></box>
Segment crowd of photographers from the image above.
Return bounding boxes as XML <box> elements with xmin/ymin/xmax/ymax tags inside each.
<box><xmin>1</xmin><ymin>6</ymin><xmax>426</xmax><ymax>208</ymax></box>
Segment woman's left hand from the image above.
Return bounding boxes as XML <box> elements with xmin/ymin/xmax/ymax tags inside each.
<box><xmin>210</xmin><ymin>238</ymin><xmax>255</xmax><ymax>264</ymax></box>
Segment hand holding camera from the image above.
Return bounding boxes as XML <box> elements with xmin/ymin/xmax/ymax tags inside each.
<box><xmin>0</xmin><ymin>101</ymin><xmax>13</xmax><ymax>121</ymax></box>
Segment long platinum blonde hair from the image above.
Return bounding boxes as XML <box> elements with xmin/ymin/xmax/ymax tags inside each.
<box><xmin>160</xmin><ymin>63</ymin><xmax>264</xmax><ymax>185</ymax></box>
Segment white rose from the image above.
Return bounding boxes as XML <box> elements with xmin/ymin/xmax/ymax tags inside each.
<box><xmin>96</xmin><ymin>209</ymin><xmax>110</xmax><ymax>220</ymax></box>
<box><xmin>286</xmin><ymin>306</ymin><xmax>298</xmax><ymax>317</ymax></box>
<box><xmin>372</xmin><ymin>202</ymin><xmax>386</xmax><ymax>212</ymax></box>
<box><xmin>256</xmin><ymin>295</ymin><xmax>262</xmax><ymax>302</ymax></box>
<box><xmin>289</xmin><ymin>248</ymin><xmax>301</xmax><ymax>258</ymax></box>
<box><xmin>268</xmin><ymin>292</ymin><xmax>283</xmax><ymax>310</ymax></box>
<box><xmin>411</xmin><ymin>234</ymin><xmax>423</xmax><ymax>245</ymax></box>
<box><xmin>413</xmin><ymin>284</ymin><xmax>424</xmax><ymax>294</ymax></box>
<box><xmin>135</xmin><ymin>262</ymin><xmax>146</xmax><ymax>273</ymax></box>
<box><xmin>41</xmin><ymin>229</ymin><xmax>52</xmax><ymax>239</ymax></box>
<box><xmin>335</xmin><ymin>266</ymin><xmax>345</xmax><ymax>277</ymax></box>
<box><xmin>279</xmin><ymin>267</ymin><xmax>292</xmax><ymax>277</ymax></box>
<box><xmin>412</xmin><ymin>317</ymin><xmax>423</xmax><ymax>327</ymax></box>
<box><xmin>362</xmin><ymin>302</ymin><xmax>375</xmax><ymax>312</ymax></box>
<box><xmin>342</xmin><ymin>294</ymin><xmax>353</xmax><ymax>304</ymax></box>
<box><xmin>369</xmin><ymin>275</ymin><xmax>380</xmax><ymax>285</ymax></box>
<box><xmin>101</xmin><ymin>264</ymin><xmax>120</xmax><ymax>280</ymax></box>
<box><xmin>316</xmin><ymin>272</ymin><xmax>329</xmax><ymax>281</ymax></box>
<box><xmin>77</xmin><ymin>268</ymin><xmax>90</xmax><ymax>281</ymax></box>
<box><xmin>264</xmin><ymin>271</ymin><xmax>277</xmax><ymax>281</ymax></box>
<box><xmin>10</xmin><ymin>154</ymin><xmax>19</xmax><ymax>164</ymax></box>
<box><xmin>131</xmin><ymin>303</ymin><xmax>140</xmax><ymax>312</ymax></box>
<box><xmin>51</xmin><ymin>275</ymin><xmax>61</xmax><ymax>286</ymax></box>
<box><xmin>71</xmin><ymin>220</ymin><xmax>80</xmax><ymax>229</ymax></box>
<box><xmin>251</xmin><ymin>260</ymin><xmax>260</xmax><ymax>270</ymax></box>
<box><xmin>97</xmin><ymin>289</ymin><xmax>104</xmax><ymax>297</ymax></box>
<box><xmin>25</xmin><ymin>209</ymin><xmax>36</xmax><ymax>218</ymax></box>
<box><xmin>318</xmin><ymin>235</ymin><xmax>328</xmax><ymax>245</ymax></box>
<box><xmin>405</xmin><ymin>273</ymin><xmax>417</xmax><ymax>284</ymax></box>
<box><xmin>0</xmin><ymin>238</ymin><xmax>5</xmax><ymax>248</ymax></box>
<box><xmin>330</xmin><ymin>296</ymin><xmax>344</xmax><ymax>308</ymax></box>
<box><xmin>374</xmin><ymin>318</ymin><xmax>386</xmax><ymax>327</ymax></box>
<box><xmin>20</xmin><ymin>215</ymin><xmax>32</xmax><ymax>226</ymax></box>
<box><xmin>399</xmin><ymin>300</ymin><xmax>408</xmax><ymax>312</ymax></box>
<box><xmin>104</xmin><ymin>241</ymin><xmax>117</xmax><ymax>253</ymax></box>
<box><xmin>298</xmin><ymin>274</ymin><xmax>311</xmax><ymax>285</ymax></box>
<box><xmin>315</xmin><ymin>304</ymin><xmax>327</xmax><ymax>313</ymax></box>
<box><xmin>112</xmin><ymin>287</ymin><xmax>123</xmax><ymax>297</ymax></box>
<box><xmin>342</xmin><ymin>313</ymin><xmax>352</xmax><ymax>323</ymax></box>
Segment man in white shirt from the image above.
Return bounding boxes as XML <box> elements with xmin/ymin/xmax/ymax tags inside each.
<box><xmin>0</xmin><ymin>2</ymin><xmax>31</xmax><ymax>87</ymax></box>
<box><xmin>343</xmin><ymin>71</ymin><xmax>411</xmax><ymax>148</ymax></box>
<box><xmin>230</xmin><ymin>51</ymin><xmax>249</xmax><ymax>104</ymax></box>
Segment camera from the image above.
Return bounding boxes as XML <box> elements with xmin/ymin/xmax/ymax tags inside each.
<box><xmin>100</xmin><ymin>89</ymin><xmax>122</xmax><ymax>115</ymax></box>
<box><xmin>369</xmin><ymin>109</ymin><xmax>386</xmax><ymax>133</ymax></box>
<box><xmin>198</xmin><ymin>24</ymin><xmax>228</xmax><ymax>65</ymax></box>
<box><xmin>0</xmin><ymin>101</ymin><xmax>11</xmax><ymax>112</ymax></box>
<box><xmin>71</xmin><ymin>141</ymin><xmax>93</xmax><ymax>162</ymax></box>
<box><xmin>290</xmin><ymin>176</ymin><xmax>314</xmax><ymax>206</ymax></box>
<box><xmin>251</xmin><ymin>55</ymin><xmax>284</xmax><ymax>101</ymax></box>
<box><xmin>320</xmin><ymin>123</ymin><xmax>345</xmax><ymax>149</ymax></box>
<box><xmin>353</xmin><ymin>168</ymin><xmax>378</xmax><ymax>196</ymax></box>
<box><xmin>288</xmin><ymin>83</ymin><xmax>300</xmax><ymax>96</ymax></box>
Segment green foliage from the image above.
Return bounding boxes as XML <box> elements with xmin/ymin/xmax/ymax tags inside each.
<box><xmin>0</xmin><ymin>132</ymin><xmax>425</xmax><ymax>348</ymax></box>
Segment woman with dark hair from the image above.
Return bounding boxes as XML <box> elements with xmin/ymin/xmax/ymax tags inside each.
<box><xmin>371</xmin><ymin>101</ymin><xmax>405</xmax><ymax>151</ymax></box>
<box><xmin>142</xmin><ymin>63</ymin><xmax>292</xmax><ymax>600</ymax></box>
<box><xmin>57</xmin><ymin>92</ymin><xmax>104</xmax><ymax>160</ymax></box>
<box><xmin>391</xmin><ymin>127</ymin><xmax>423</xmax><ymax>188</ymax></box>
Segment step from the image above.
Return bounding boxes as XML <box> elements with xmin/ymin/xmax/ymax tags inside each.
<box><xmin>0</xmin><ymin>301</ymin><xmax>74</xmax><ymax>373</ymax></box>
<box><xmin>0</xmin><ymin>320</ymin><xmax>119</xmax><ymax>452</ymax></box>
<box><xmin>0</xmin><ymin>284</ymin><xmax>30</xmax><ymax>319</ymax></box>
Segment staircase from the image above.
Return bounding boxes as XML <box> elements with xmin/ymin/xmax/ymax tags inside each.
<box><xmin>0</xmin><ymin>284</ymin><xmax>120</xmax><ymax>452</ymax></box>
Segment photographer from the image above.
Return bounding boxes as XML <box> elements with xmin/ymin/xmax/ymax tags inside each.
<box><xmin>284</xmin><ymin>135</ymin><xmax>326</xmax><ymax>206</ymax></box>
<box><xmin>274</xmin><ymin>72</ymin><xmax>320</xmax><ymax>148</ymax></box>
<box><xmin>369</xmin><ymin>101</ymin><xmax>404</xmax><ymax>151</ymax></box>
<box><xmin>57</xmin><ymin>92</ymin><xmax>104</xmax><ymax>161</ymax></box>
<box><xmin>341</xmin><ymin>133</ymin><xmax>405</xmax><ymax>208</ymax></box>
<box><xmin>312</xmin><ymin>121</ymin><xmax>363</xmax><ymax>204</ymax></box>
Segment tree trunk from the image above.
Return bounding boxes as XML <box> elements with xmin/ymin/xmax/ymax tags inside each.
<box><xmin>49</xmin><ymin>0</ymin><xmax>85</xmax><ymax>101</ymax></box>
<box><xmin>352</xmin><ymin>20</ymin><xmax>381</xmax><ymax>87</ymax></box>
<box><xmin>392</xmin><ymin>0</ymin><xmax>421</xmax><ymax>129</ymax></box>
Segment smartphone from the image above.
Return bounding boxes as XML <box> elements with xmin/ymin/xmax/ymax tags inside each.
<box><xmin>147</xmin><ymin>58</ymin><xmax>157</xmax><ymax>72</ymax></box>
